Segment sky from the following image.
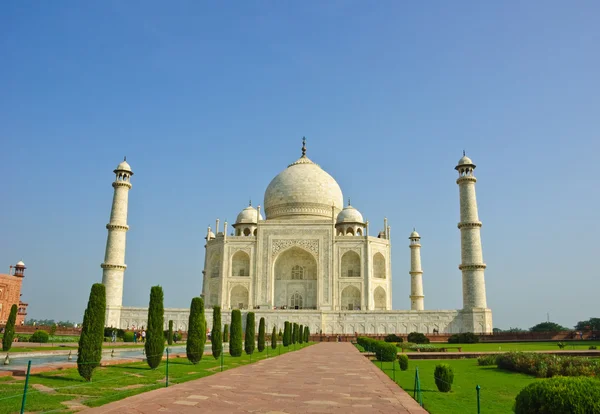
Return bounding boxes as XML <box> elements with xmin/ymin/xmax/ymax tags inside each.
<box><xmin>1</xmin><ymin>2</ymin><xmax>598</xmax><ymax>330</ymax></box>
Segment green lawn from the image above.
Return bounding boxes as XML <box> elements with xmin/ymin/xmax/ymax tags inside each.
<box><xmin>7</xmin><ymin>344</ymin><xmax>150</xmax><ymax>353</ymax></box>
<box><xmin>426</xmin><ymin>341</ymin><xmax>600</xmax><ymax>352</ymax></box>
<box><xmin>0</xmin><ymin>342</ymin><xmax>313</xmax><ymax>414</ymax></box>
<box><xmin>375</xmin><ymin>358</ymin><xmax>539</xmax><ymax>414</ymax></box>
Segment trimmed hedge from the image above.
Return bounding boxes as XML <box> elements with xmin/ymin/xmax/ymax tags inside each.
<box><xmin>258</xmin><ymin>317</ymin><xmax>265</xmax><ymax>352</ymax></box>
<box><xmin>2</xmin><ymin>304</ymin><xmax>18</xmax><ymax>351</ymax></box>
<box><xmin>298</xmin><ymin>324</ymin><xmax>304</xmax><ymax>344</ymax></box>
<box><xmin>145</xmin><ymin>286</ymin><xmax>165</xmax><ymax>369</ymax></box>
<box><xmin>448</xmin><ymin>332</ymin><xmax>479</xmax><ymax>344</ymax></box>
<box><xmin>304</xmin><ymin>326</ymin><xmax>309</xmax><ymax>343</ymax></box>
<box><xmin>229</xmin><ymin>310</ymin><xmax>243</xmax><ymax>357</ymax></box>
<box><xmin>384</xmin><ymin>334</ymin><xmax>403</xmax><ymax>343</ymax></box>
<box><xmin>398</xmin><ymin>354</ymin><xmax>409</xmax><ymax>371</ymax></box>
<box><xmin>434</xmin><ymin>364</ymin><xmax>454</xmax><ymax>392</ymax></box>
<box><xmin>123</xmin><ymin>331</ymin><xmax>135</xmax><ymax>342</ymax></box>
<box><xmin>477</xmin><ymin>355</ymin><xmax>498</xmax><ymax>366</ymax></box>
<box><xmin>223</xmin><ymin>324</ymin><xmax>229</xmax><ymax>343</ymax></box>
<box><xmin>30</xmin><ymin>330</ymin><xmax>50</xmax><ymax>343</ymax></box>
<box><xmin>244</xmin><ymin>312</ymin><xmax>255</xmax><ymax>355</ymax></box>
<box><xmin>77</xmin><ymin>284</ymin><xmax>106</xmax><ymax>381</ymax></box>
<box><xmin>283</xmin><ymin>321</ymin><xmax>290</xmax><ymax>347</ymax></box>
<box><xmin>271</xmin><ymin>325</ymin><xmax>277</xmax><ymax>349</ymax></box>
<box><xmin>187</xmin><ymin>297</ymin><xmax>206</xmax><ymax>364</ymax></box>
<box><xmin>407</xmin><ymin>332</ymin><xmax>430</xmax><ymax>344</ymax></box>
<box><xmin>167</xmin><ymin>320</ymin><xmax>173</xmax><ymax>345</ymax></box>
<box><xmin>514</xmin><ymin>377</ymin><xmax>600</xmax><ymax>414</ymax></box>
<box><xmin>212</xmin><ymin>306</ymin><xmax>222</xmax><ymax>359</ymax></box>
<box><xmin>497</xmin><ymin>352</ymin><xmax>600</xmax><ymax>378</ymax></box>
<box><xmin>357</xmin><ymin>337</ymin><xmax>397</xmax><ymax>361</ymax></box>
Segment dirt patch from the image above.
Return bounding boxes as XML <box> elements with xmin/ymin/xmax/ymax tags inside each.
<box><xmin>114</xmin><ymin>384</ymin><xmax>146</xmax><ymax>391</ymax></box>
<box><xmin>33</xmin><ymin>384</ymin><xmax>57</xmax><ymax>394</ymax></box>
<box><xmin>61</xmin><ymin>398</ymin><xmax>88</xmax><ymax>411</ymax></box>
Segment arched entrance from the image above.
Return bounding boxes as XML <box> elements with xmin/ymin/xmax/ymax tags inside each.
<box><xmin>230</xmin><ymin>285</ymin><xmax>249</xmax><ymax>309</ymax></box>
<box><xmin>374</xmin><ymin>286</ymin><xmax>387</xmax><ymax>310</ymax></box>
<box><xmin>341</xmin><ymin>285</ymin><xmax>361</xmax><ymax>310</ymax></box>
<box><xmin>274</xmin><ymin>247</ymin><xmax>317</xmax><ymax>309</ymax></box>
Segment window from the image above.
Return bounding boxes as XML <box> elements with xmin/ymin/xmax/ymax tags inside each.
<box><xmin>291</xmin><ymin>265</ymin><xmax>304</xmax><ymax>280</ymax></box>
<box><xmin>348</xmin><ymin>269</ymin><xmax>353</xmax><ymax>277</ymax></box>
<box><xmin>290</xmin><ymin>292</ymin><xmax>303</xmax><ymax>309</ymax></box>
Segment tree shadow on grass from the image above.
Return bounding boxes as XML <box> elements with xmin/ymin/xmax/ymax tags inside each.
<box><xmin>104</xmin><ymin>365</ymin><xmax>155</xmax><ymax>371</ymax></box>
<box><xmin>33</xmin><ymin>373</ymin><xmax>87</xmax><ymax>383</ymax></box>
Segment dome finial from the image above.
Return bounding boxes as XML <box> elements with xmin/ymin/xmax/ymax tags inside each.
<box><xmin>124</xmin><ymin>156</ymin><xmax>127</xmax><ymax>161</ymax></box>
<box><xmin>348</xmin><ymin>198</ymin><xmax>351</xmax><ymax>207</ymax></box>
<box><xmin>301</xmin><ymin>137</ymin><xmax>306</xmax><ymax>157</ymax></box>
<box><xmin>249</xmin><ymin>198</ymin><xmax>252</xmax><ymax>207</ymax></box>
<box><xmin>463</xmin><ymin>150</ymin><xmax>465</xmax><ymax>156</ymax></box>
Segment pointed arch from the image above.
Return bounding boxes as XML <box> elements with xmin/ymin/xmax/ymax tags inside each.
<box><xmin>341</xmin><ymin>285</ymin><xmax>361</xmax><ymax>310</ymax></box>
<box><xmin>373</xmin><ymin>252</ymin><xmax>386</xmax><ymax>279</ymax></box>
<box><xmin>230</xmin><ymin>285</ymin><xmax>249</xmax><ymax>309</ymax></box>
<box><xmin>232</xmin><ymin>250</ymin><xmax>250</xmax><ymax>277</ymax></box>
<box><xmin>341</xmin><ymin>250</ymin><xmax>361</xmax><ymax>277</ymax></box>
<box><xmin>374</xmin><ymin>286</ymin><xmax>386</xmax><ymax>310</ymax></box>
<box><xmin>273</xmin><ymin>247</ymin><xmax>317</xmax><ymax>309</ymax></box>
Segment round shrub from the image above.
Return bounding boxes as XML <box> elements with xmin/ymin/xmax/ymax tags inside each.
<box><xmin>384</xmin><ymin>334</ymin><xmax>403</xmax><ymax>343</ymax></box>
<box><xmin>398</xmin><ymin>354</ymin><xmax>409</xmax><ymax>371</ymax></box>
<box><xmin>477</xmin><ymin>355</ymin><xmax>498</xmax><ymax>366</ymax></box>
<box><xmin>123</xmin><ymin>331</ymin><xmax>135</xmax><ymax>342</ymax></box>
<box><xmin>514</xmin><ymin>377</ymin><xmax>600</xmax><ymax>414</ymax></box>
<box><xmin>30</xmin><ymin>330</ymin><xmax>49</xmax><ymax>343</ymax></box>
<box><xmin>374</xmin><ymin>341</ymin><xmax>397</xmax><ymax>362</ymax></box>
<box><xmin>407</xmin><ymin>332</ymin><xmax>430</xmax><ymax>344</ymax></box>
<box><xmin>434</xmin><ymin>364</ymin><xmax>454</xmax><ymax>392</ymax></box>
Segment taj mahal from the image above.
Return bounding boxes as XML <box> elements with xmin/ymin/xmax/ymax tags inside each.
<box><xmin>100</xmin><ymin>139</ymin><xmax>493</xmax><ymax>334</ymax></box>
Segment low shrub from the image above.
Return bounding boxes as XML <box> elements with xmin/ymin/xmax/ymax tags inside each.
<box><xmin>407</xmin><ymin>332</ymin><xmax>429</xmax><ymax>344</ymax></box>
<box><xmin>384</xmin><ymin>334</ymin><xmax>403</xmax><ymax>343</ymax></box>
<box><xmin>29</xmin><ymin>330</ymin><xmax>49</xmax><ymax>343</ymax></box>
<box><xmin>399</xmin><ymin>342</ymin><xmax>415</xmax><ymax>350</ymax></box>
<box><xmin>434</xmin><ymin>364</ymin><xmax>454</xmax><ymax>392</ymax></box>
<box><xmin>497</xmin><ymin>352</ymin><xmax>600</xmax><ymax>378</ymax></box>
<box><xmin>374</xmin><ymin>341</ymin><xmax>397</xmax><ymax>362</ymax></box>
<box><xmin>448</xmin><ymin>332</ymin><xmax>479</xmax><ymax>344</ymax></box>
<box><xmin>123</xmin><ymin>331</ymin><xmax>135</xmax><ymax>342</ymax></box>
<box><xmin>357</xmin><ymin>337</ymin><xmax>378</xmax><ymax>352</ymax></box>
<box><xmin>557</xmin><ymin>342</ymin><xmax>566</xmax><ymax>349</ymax></box>
<box><xmin>514</xmin><ymin>376</ymin><xmax>600</xmax><ymax>414</ymax></box>
<box><xmin>398</xmin><ymin>354</ymin><xmax>409</xmax><ymax>371</ymax></box>
<box><xmin>590</xmin><ymin>345</ymin><xmax>597</xmax><ymax>350</ymax></box>
<box><xmin>477</xmin><ymin>355</ymin><xmax>498</xmax><ymax>366</ymax></box>
<box><xmin>410</xmin><ymin>344</ymin><xmax>438</xmax><ymax>352</ymax></box>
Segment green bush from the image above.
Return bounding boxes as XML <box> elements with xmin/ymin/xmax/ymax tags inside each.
<box><xmin>145</xmin><ymin>286</ymin><xmax>165</xmax><ymax>369</ymax></box>
<box><xmin>557</xmin><ymin>342</ymin><xmax>566</xmax><ymax>349</ymax></box>
<box><xmin>448</xmin><ymin>332</ymin><xmax>479</xmax><ymax>344</ymax></box>
<box><xmin>292</xmin><ymin>323</ymin><xmax>298</xmax><ymax>344</ymax></box>
<box><xmin>374</xmin><ymin>341</ymin><xmax>397</xmax><ymax>361</ymax></box>
<box><xmin>77</xmin><ymin>283</ymin><xmax>106</xmax><ymax>381</ymax></box>
<box><xmin>245</xmin><ymin>312</ymin><xmax>255</xmax><ymax>355</ymax></box>
<box><xmin>167</xmin><ymin>320</ymin><xmax>173</xmax><ymax>346</ymax></box>
<box><xmin>30</xmin><ymin>330</ymin><xmax>50</xmax><ymax>343</ymax></box>
<box><xmin>283</xmin><ymin>321</ymin><xmax>290</xmax><ymax>347</ymax></box>
<box><xmin>398</xmin><ymin>354</ymin><xmax>409</xmax><ymax>371</ymax></box>
<box><xmin>229</xmin><ymin>310</ymin><xmax>243</xmax><ymax>357</ymax></box>
<box><xmin>187</xmin><ymin>297</ymin><xmax>206</xmax><ymax>364</ymax></box>
<box><xmin>212</xmin><ymin>306</ymin><xmax>222</xmax><ymax>359</ymax></box>
<box><xmin>258</xmin><ymin>317</ymin><xmax>265</xmax><ymax>352</ymax></box>
<box><xmin>223</xmin><ymin>324</ymin><xmax>229</xmax><ymax>343</ymax></box>
<box><xmin>271</xmin><ymin>326</ymin><xmax>277</xmax><ymax>349</ymax></box>
<box><xmin>407</xmin><ymin>332</ymin><xmax>429</xmax><ymax>344</ymax></box>
<box><xmin>2</xmin><ymin>304</ymin><xmax>18</xmax><ymax>351</ymax></box>
<box><xmin>304</xmin><ymin>326</ymin><xmax>310</xmax><ymax>342</ymax></box>
<box><xmin>384</xmin><ymin>334</ymin><xmax>403</xmax><ymax>343</ymax></box>
<box><xmin>410</xmin><ymin>344</ymin><xmax>438</xmax><ymax>352</ymax></box>
<box><xmin>477</xmin><ymin>355</ymin><xmax>498</xmax><ymax>366</ymax></box>
<box><xmin>298</xmin><ymin>324</ymin><xmax>304</xmax><ymax>344</ymax></box>
<box><xmin>590</xmin><ymin>345</ymin><xmax>597</xmax><ymax>350</ymax></box>
<box><xmin>514</xmin><ymin>376</ymin><xmax>600</xmax><ymax>414</ymax></box>
<box><xmin>434</xmin><ymin>364</ymin><xmax>454</xmax><ymax>392</ymax></box>
<box><xmin>497</xmin><ymin>352</ymin><xmax>600</xmax><ymax>378</ymax></box>
<box><xmin>123</xmin><ymin>331</ymin><xmax>135</xmax><ymax>342</ymax></box>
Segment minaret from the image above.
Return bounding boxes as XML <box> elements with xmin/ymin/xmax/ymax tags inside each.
<box><xmin>456</xmin><ymin>152</ymin><xmax>487</xmax><ymax>309</ymax></box>
<box><xmin>101</xmin><ymin>158</ymin><xmax>133</xmax><ymax>328</ymax></box>
<box><xmin>409</xmin><ymin>229</ymin><xmax>424</xmax><ymax>310</ymax></box>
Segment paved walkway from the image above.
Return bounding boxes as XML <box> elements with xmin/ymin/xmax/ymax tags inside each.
<box><xmin>83</xmin><ymin>342</ymin><xmax>427</xmax><ymax>413</ymax></box>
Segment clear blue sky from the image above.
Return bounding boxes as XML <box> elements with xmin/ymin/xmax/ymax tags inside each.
<box><xmin>1</xmin><ymin>2</ymin><xmax>598</xmax><ymax>330</ymax></box>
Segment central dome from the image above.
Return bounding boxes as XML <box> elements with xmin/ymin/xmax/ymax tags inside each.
<box><xmin>264</xmin><ymin>153</ymin><xmax>343</xmax><ymax>220</ymax></box>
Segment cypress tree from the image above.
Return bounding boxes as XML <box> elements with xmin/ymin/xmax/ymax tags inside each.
<box><xmin>304</xmin><ymin>326</ymin><xmax>310</xmax><ymax>342</ymax></box>
<box><xmin>244</xmin><ymin>312</ymin><xmax>256</xmax><ymax>355</ymax></box>
<box><xmin>167</xmin><ymin>320</ymin><xmax>173</xmax><ymax>346</ymax></box>
<box><xmin>229</xmin><ymin>310</ymin><xmax>243</xmax><ymax>356</ymax></box>
<box><xmin>186</xmin><ymin>297</ymin><xmax>206</xmax><ymax>364</ymax></box>
<box><xmin>211</xmin><ymin>306</ymin><xmax>222</xmax><ymax>359</ymax></box>
<box><xmin>2</xmin><ymin>304</ymin><xmax>18</xmax><ymax>352</ymax></box>
<box><xmin>299</xmin><ymin>324</ymin><xmax>304</xmax><ymax>344</ymax></box>
<box><xmin>145</xmin><ymin>286</ymin><xmax>165</xmax><ymax>369</ymax></box>
<box><xmin>223</xmin><ymin>324</ymin><xmax>229</xmax><ymax>343</ymax></box>
<box><xmin>271</xmin><ymin>325</ymin><xmax>277</xmax><ymax>349</ymax></box>
<box><xmin>292</xmin><ymin>323</ymin><xmax>297</xmax><ymax>344</ymax></box>
<box><xmin>258</xmin><ymin>317</ymin><xmax>265</xmax><ymax>352</ymax></box>
<box><xmin>283</xmin><ymin>321</ymin><xmax>290</xmax><ymax>346</ymax></box>
<box><xmin>77</xmin><ymin>283</ymin><xmax>106</xmax><ymax>381</ymax></box>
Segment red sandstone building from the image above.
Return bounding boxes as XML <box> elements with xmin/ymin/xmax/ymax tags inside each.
<box><xmin>0</xmin><ymin>261</ymin><xmax>28</xmax><ymax>325</ymax></box>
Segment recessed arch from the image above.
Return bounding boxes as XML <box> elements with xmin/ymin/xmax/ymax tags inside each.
<box><xmin>341</xmin><ymin>285</ymin><xmax>361</xmax><ymax>310</ymax></box>
<box><xmin>230</xmin><ymin>285</ymin><xmax>249</xmax><ymax>309</ymax></box>
<box><xmin>341</xmin><ymin>251</ymin><xmax>360</xmax><ymax>277</ymax></box>
<box><xmin>232</xmin><ymin>251</ymin><xmax>250</xmax><ymax>277</ymax></box>
<box><xmin>373</xmin><ymin>253</ymin><xmax>386</xmax><ymax>279</ymax></box>
<box><xmin>374</xmin><ymin>286</ymin><xmax>386</xmax><ymax>310</ymax></box>
<box><xmin>243</xmin><ymin>228</ymin><xmax>251</xmax><ymax>236</ymax></box>
<box><xmin>274</xmin><ymin>247</ymin><xmax>317</xmax><ymax>309</ymax></box>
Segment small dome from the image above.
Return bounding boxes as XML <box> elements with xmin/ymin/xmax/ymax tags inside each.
<box><xmin>236</xmin><ymin>205</ymin><xmax>263</xmax><ymax>224</ymax></box>
<box><xmin>336</xmin><ymin>205</ymin><xmax>364</xmax><ymax>224</ymax></box>
<box><xmin>114</xmin><ymin>159</ymin><xmax>133</xmax><ymax>173</ymax></box>
<box><xmin>206</xmin><ymin>231</ymin><xmax>215</xmax><ymax>240</ymax></box>
<box><xmin>409</xmin><ymin>230</ymin><xmax>420</xmax><ymax>239</ymax></box>
<box><xmin>15</xmin><ymin>260</ymin><xmax>25</xmax><ymax>267</ymax></box>
<box><xmin>457</xmin><ymin>155</ymin><xmax>473</xmax><ymax>166</ymax></box>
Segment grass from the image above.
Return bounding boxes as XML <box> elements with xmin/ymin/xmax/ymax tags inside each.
<box><xmin>6</xmin><ymin>344</ymin><xmax>149</xmax><ymax>353</ymax></box>
<box><xmin>357</xmin><ymin>341</ymin><xmax>600</xmax><ymax>353</ymax></box>
<box><xmin>0</xmin><ymin>342</ymin><xmax>313</xmax><ymax>413</ymax></box>
<box><xmin>375</xmin><ymin>358</ymin><xmax>539</xmax><ymax>414</ymax></box>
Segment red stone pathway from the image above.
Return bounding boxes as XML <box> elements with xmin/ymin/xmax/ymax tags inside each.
<box><xmin>83</xmin><ymin>342</ymin><xmax>428</xmax><ymax>413</ymax></box>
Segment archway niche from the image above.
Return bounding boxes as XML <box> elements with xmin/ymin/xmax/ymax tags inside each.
<box><xmin>274</xmin><ymin>247</ymin><xmax>317</xmax><ymax>309</ymax></box>
<box><xmin>373</xmin><ymin>253</ymin><xmax>386</xmax><ymax>279</ymax></box>
<box><xmin>374</xmin><ymin>286</ymin><xmax>387</xmax><ymax>310</ymax></box>
<box><xmin>230</xmin><ymin>285</ymin><xmax>249</xmax><ymax>309</ymax></box>
<box><xmin>231</xmin><ymin>251</ymin><xmax>250</xmax><ymax>276</ymax></box>
<box><xmin>341</xmin><ymin>285</ymin><xmax>361</xmax><ymax>310</ymax></box>
<box><xmin>341</xmin><ymin>251</ymin><xmax>360</xmax><ymax>277</ymax></box>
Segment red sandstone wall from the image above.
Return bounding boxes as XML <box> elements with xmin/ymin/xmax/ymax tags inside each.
<box><xmin>0</xmin><ymin>274</ymin><xmax>24</xmax><ymax>324</ymax></box>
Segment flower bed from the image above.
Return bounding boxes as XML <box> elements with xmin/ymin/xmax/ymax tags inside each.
<box><xmin>496</xmin><ymin>352</ymin><xmax>600</xmax><ymax>378</ymax></box>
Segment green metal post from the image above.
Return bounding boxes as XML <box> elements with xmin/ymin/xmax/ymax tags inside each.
<box><xmin>221</xmin><ymin>345</ymin><xmax>224</xmax><ymax>372</ymax></box>
<box><xmin>165</xmin><ymin>348</ymin><xmax>169</xmax><ymax>387</ymax></box>
<box><xmin>20</xmin><ymin>360</ymin><xmax>31</xmax><ymax>414</ymax></box>
<box><xmin>413</xmin><ymin>368</ymin><xmax>418</xmax><ymax>399</ymax></box>
<box><xmin>393</xmin><ymin>358</ymin><xmax>396</xmax><ymax>382</ymax></box>
<box><xmin>476</xmin><ymin>385</ymin><xmax>481</xmax><ymax>414</ymax></box>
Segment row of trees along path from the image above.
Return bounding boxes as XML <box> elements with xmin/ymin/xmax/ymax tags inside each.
<box><xmin>62</xmin><ymin>283</ymin><xmax>313</xmax><ymax>382</ymax></box>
